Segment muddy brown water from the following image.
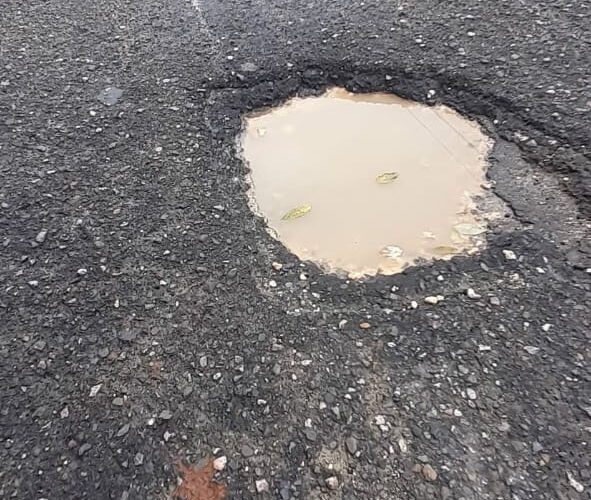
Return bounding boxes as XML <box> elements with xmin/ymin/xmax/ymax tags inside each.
<box><xmin>241</xmin><ymin>88</ymin><xmax>494</xmax><ymax>278</ymax></box>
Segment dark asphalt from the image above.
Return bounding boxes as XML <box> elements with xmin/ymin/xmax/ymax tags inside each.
<box><xmin>1</xmin><ymin>1</ymin><xmax>590</xmax><ymax>499</ymax></box>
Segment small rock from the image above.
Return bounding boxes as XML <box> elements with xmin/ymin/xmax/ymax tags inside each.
<box><xmin>566</xmin><ymin>471</ymin><xmax>584</xmax><ymax>493</ymax></box>
<box><xmin>410</xmin><ymin>300</ymin><xmax>418</xmax><ymax>309</ymax></box>
<box><xmin>271</xmin><ymin>262</ymin><xmax>283</xmax><ymax>271</ymax></box>
<box><xmin>241</xmin><ymin>444</ymin><xmax>254</xmax><ymax>458</ymax></box>
<box><xmin>490</xmin><ymin>296</ymin><xmax>501</xmax><ymax>306</ymax></box>
<box><xmin>466</xmin><ymin>288</ymin><xmax>481</xmax><ymax>299</ymax></box>
<box><xmin>305</xmin><ymin>429</ymin><xmax>317</xmax><ymax>442</ymax></box>
<box><xmin>466</xmin><ymin>388</ymin><xmax>477</xmax><ymax>400</ymax></box>
<box><xmin>268</xmin><ymin>280</ymin><xmax>277</xmax><ymax>288</ymax></box>
<box><xmin>424</xmin><ymin>295</ymin><xmax>443</xmax><ymax>305</ymax></box>
<box><xmin>398</xmin><ymin>437</ymin><xmax>408</xmax><ymax>453</ymax></box>
<box><xmin>159</xmin><ymin>410</ymin><xmax>173</xmax><ymax>420</ymax></box>
<box><xmin>77</xmin><ymin>268</ymin><xmax>88</xmax><ymax>276</ymax></box>
<box><xmin>523</xmin><ymin>346</ymin><xmax>539</xmax><ymax>355</ymax></box>
<box><xmin>33</xmin><ymin>340</ymin><xmax>46</xmax><ymax>351</ymax></box>
<box><xmin>498</xmin><ymin>421</ymin><xmax>511</xmax><ymax>432</ymax></box>
<box><xmin>542</xmin><ymin>323</ymin><xmax>552</xmax><ymax>332</ymax></box>
<box><xmin>60</xmin><ymin>406</ymin><xmax>69</xmax><ymax>419</ymax></box>
<box><xmin>199</xmin><ymin>356</ymin><xmax>208</xmax><ymax>368</ymax></box>
<box><xmin>422</xmin><ymin>464</ymin><xmax>438</xmax><ymax>481</ymax></box>
<box><xmin>117</xmin><ymin>423</ymin><xmax>130</xmax><ymax>437</ymax></box>
<box><xmin>255</xmin><ymin>479</ymin><xmax>269</xmax><ymax>493</ymax></box>
<box><xmin>35</xmin><ymin>229</ymin><xmax>48</xmax><ymax>244</ymax></box>
<box><xmin>118</xmin><ymin>329</ymin><xmax>137</xmax><ymax>342</ymax></box>
<box><xmin>112</xmin><ymin>397</ymin><xmax>124</xmax><ymax>406</ymax></box>
<box><xmin>98</xmin><ymin>86</ymin><xmax>123</xmax><ymax>106</ymax></box>
<box><xmin>359</xmin><ymin>322</ymin><xmax>371</xmax><ymax>329</ymax></box>
<box><xmin>28</xmin><ymin>280</ymin><xmax>39</xmax><ymax>287</ymax></box>
<box><xmin>89</xmin><ymin>384</ymin><xmax>102</xmax><ymax>397</ymax></box>
<box><xmin>345</xmin><ymin>436</ymin><xmax>358</xmax><ymax>455</ymax></box>
<box><xmin>213</xmin><ymin>455</ymin><xmax>227</xmax><ymax>471</ymax></box>
<box><xmin>78</xmin><ymin>443</ymin><xmax>92</xmax><ymax>456</ymax></box>
<box><xmin>325</xmin><ymin>476</ymin><xmax>339</xmax><ymax>490</ymax></box>
<box><xmin>502</xmin><ymin>249</ymin><xmax>517</xmax><ymax>260</ymax></box>
<box><xmin>240</xmin><ymin>62</ymin><xmax>258</xmax><ymax>72</ymax></box>
<box><xmin>134</xmin><ymin>452</ymin><xmax>144</xmax><ymax>466</ymax></box>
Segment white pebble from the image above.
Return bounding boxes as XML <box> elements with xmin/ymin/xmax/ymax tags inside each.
<box><xmin>375</xmin><ymin>415</ymin><xmax>386</xmax><ymax>426</ymax></box>
<box><xmin>89</xmin><ymin>384</ymin><xmax>102</xmax><ymax>397</ymax></box>
<box><xmin>466</xmin><ymin>388</ymin><xmax>477</xmax><ymax>400</ymax></box>
<box><xmin>424</xmin><ymin>295</ymin><xmax>443</xmax><ymax>305</ymax></box>
<box><xmin>255</xmin><ymin>479</ymin><xmax>269</xmax><ymax>493</ymax></box>
<box><xmin>502</xmin><ymin>249</ymin><xmax>517</xmax><ymax>260</ymax></box>
<box><xmin>213</xmin><ymin>455</ymin><xmax>227</xmax><ymax>471</ymax></box>
<box><xmin>567</xmin><ymin>471</ymin><xmax>584</xmax><ymax>493</ymax></box>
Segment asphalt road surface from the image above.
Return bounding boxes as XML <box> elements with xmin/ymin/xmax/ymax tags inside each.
<box><xmin>1</xmin><ymin>1</ymin><xmax>590</xmax><ymax>499</ymax></box>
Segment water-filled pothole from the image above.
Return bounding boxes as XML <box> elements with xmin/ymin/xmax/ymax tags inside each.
<box><xmin>242</xmin><ymin>88</ymin><xmax>501</xmax><ymax>278</ymax></box>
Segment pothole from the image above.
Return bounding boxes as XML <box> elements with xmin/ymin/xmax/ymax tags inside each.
<box><xmin>241</xmin><ymin>87</ymin><xmax>506</xmax><ymax>278</ymax></box>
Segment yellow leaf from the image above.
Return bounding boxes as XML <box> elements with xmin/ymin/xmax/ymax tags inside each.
<box><xmin>376</xmin><ymin>172</ymin><xmax>399</xmax><ymax>184</ymax></box>
<box><xmin>433</xmin><ymin>245</ymin><xmax>459</xmax><ymax>256</ymax></box>
<box><xmin>281</xmin><ymin>204</ymin><xmax>312</xmax><ymax>221</ymax></box>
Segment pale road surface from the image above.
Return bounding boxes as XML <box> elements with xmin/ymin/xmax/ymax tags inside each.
<box><xmin>0</xmin><ymin>1</ymin><xmax>590</xmax><ymax>499</ymax></box>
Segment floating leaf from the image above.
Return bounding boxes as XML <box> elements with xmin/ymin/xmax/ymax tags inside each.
<box><xmin>376</xmin><ymin>172</ymin><xmax>399</xmax><ymax>184</ymax></box>
<box><xmin>381</xmin><ymin>245</ymin><xmax>403</xmax><ymax>259</ymax></box>
<box><xmin>281</xmin><ymin>204</ymin><xmax>312</xmax><ymax>221</ymax></box>
<box><xmin>453</xmin><ymin>223</ymin><xmax>486</xmax><ymax>236</ymax></box>
<box><xmin>433</xmin><ymin>245</ymin><xmax>459</xmax><ymax>256</ymax></box>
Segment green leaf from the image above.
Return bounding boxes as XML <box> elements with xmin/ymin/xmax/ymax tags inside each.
<box><xmin>281</xmin><ymin>204</ymin><xmax>312</xmax><ymax>221</ymax></box>
<box><xmin>376</xmin><ymin>172</ymin><xmax>399</xmax><ymax>184</ymax></box>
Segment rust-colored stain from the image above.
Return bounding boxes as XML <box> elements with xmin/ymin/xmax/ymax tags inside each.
<box><xmin>173</xmin><ymin>460</ymin><xmax>226</xmax><ymax>500</ymax></box>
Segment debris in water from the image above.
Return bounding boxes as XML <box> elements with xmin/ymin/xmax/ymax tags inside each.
<box><xmin>376</xmin><ymin>171</ymin><xmax>399</xmax><ymax>184</ymax></box>
<box><xmin>381</xmin><ymin>245</ymin><xmax>403</xmax><ymax>259</ymax></box>
<box><xmin>173</xmin><ymin>460</ymin><xmax>226</xmax><ymax>500</ymax></box>
<box><xmin>281</xmin><ymin>204</ymin><xmax>312</xmax><ymax>221</ymax></box>
<box><xmin>433</xmin><ymin>245</ymin><xmax>459</xmax><ymax>256</ymax></box>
